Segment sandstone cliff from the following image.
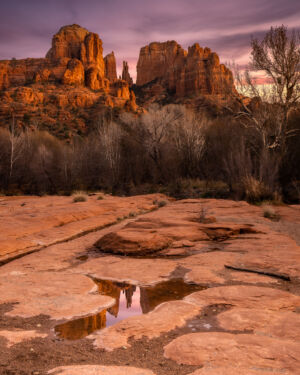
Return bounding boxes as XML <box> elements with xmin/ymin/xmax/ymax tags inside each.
<box><xmin>0</xmin><ymin>24</ymin><xmax>138</xmax><ymax>137</ymax></box>
<box><xmin>136</xmin><ymin>41</ymin><xmax>235</xmax><ymax>98</ymax></box>
<box><xmin>0</xmin><ymin>24</ymin><xmax>134</xmax><ymax>97</ymax></box>
<box><xmin>0</xmin><ymin>24</ymin><xmax>239</xmax><ymax>138</ymax></box>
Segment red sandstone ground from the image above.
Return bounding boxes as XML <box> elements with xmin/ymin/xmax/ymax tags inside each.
<box><xmin>0</xmin><ymin>196</ymin><xmax>299</xmax><ymax>374</ymax></box>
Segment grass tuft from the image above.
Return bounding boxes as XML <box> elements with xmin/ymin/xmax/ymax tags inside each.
<box><xmin>73</xmin><ymin>195</ymin><xmax>87</xmax><ymax>203</ymax></box>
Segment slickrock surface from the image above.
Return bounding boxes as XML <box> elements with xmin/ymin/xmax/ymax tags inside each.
<box><xmin>217</xmin><ymin>308</ymin><xmax>300</xmax><ymax>340</ymax></box>
<box><xmin>48</xmin><ymin>366</ymin><xmax>156</xmax><ymax>375</ymax></box>
<box><xmin>187</xmin><ymin>369</ymin><xmax>284</xmax><ymax>375</ymax></box>
<box><xmin>0</xmin><ymin>329</ymin><xmax>47</xmax><ymax>347</ymax></box>
<box><xmin>90</xmin><ymin>301</ymin><xmax>201</xmax><ymax>351</ymax></box>
<box><xmin>0</xmin><ymin>271</ymin><xmax>114</xmax><ymax>319</ymax></box>
<box><xmin>0</xmin><ymin>193</ymin><xmax>163</xmax><ymax>263</ymax></box>
<box><xmin>185</xmin><ymin>285</ymin><xmax>300</xmax><ymax>310</ymax></box>
<box><xmin>164</xmin><ymin>332</ymin><xmax>300</xmax><ymax>372</ymax></box>
<box><xmin>0</xmin><ymin>197</ymin><xmax>299</xmax><ymax>374</ymax></box>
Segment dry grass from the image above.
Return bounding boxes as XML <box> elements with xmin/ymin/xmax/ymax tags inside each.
<box><xmin>263</xmin><ymin>206</ymin><xmax>281</xmax><ymax>221</ymax></box>
<box><xmin>72</xmin><ymin>195</ymin><xmax>87</xmax><ymax>203</ymax></box>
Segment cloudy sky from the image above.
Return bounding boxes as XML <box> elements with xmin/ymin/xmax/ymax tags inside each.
<box><xmin>0</xmin><ymin>0</ymin><xmax>299</xmax><ymax>79</ymax></box>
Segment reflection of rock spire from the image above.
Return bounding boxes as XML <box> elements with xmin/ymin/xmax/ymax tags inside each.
<box><xmin>55</xmin><ymin>309</ymin><xmax>106</xmax><ymax>340</ymax></box>
<box><xmin>96</xmin><ymin>279</ymin><xmax>138</xmax><ymax>316</ymax></box>
<box><xmin>97</xmin><ymin>279</ymin><xmax>121</xmax><ymax>317</ymax></box>
<box><xmin>125</xmin><ymin>285</ymin><xmax>136</xmax><ymax>308</ymax></box>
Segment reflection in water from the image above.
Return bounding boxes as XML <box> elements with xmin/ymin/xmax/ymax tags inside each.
<box><xmin>55</xmin><ymin>278</ymin><xmax>205</xmax><ymax>340</ymax></box>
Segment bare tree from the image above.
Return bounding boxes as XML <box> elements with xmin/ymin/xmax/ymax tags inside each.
<box><xmin>97</xmin><ymin>121</ymin><xmax>122</xmax><ymax>185</ymax></box>
<box><xmin>8</xmin><ymin>112</ymin><xmax>24</xmax><ymax>182</ymax></box>
<box><xmin>171</xmin><ymin>110</ymin><xmax>207</xmax><ymax>176</ymax></box>
<box><xmin>121</xmin><ymin>104</ymin><xmax>184</xmax><ymax>169</ymax></box>
<box><xmin>140</xmin><ymin>104</ymin><xmax>184</xmax><ymax>168</ymax></box>
<box><xmin>230</xmin><ymin>25</ymin><xmax>300</xmax><ymax>153</ymax></box>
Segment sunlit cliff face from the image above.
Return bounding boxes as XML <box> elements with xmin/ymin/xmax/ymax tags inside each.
<box><xmin>0</xmin><ymin>0</ymin><xmax>299</xmax><ymax>80</ymax></box>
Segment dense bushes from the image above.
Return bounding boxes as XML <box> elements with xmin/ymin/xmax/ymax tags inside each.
<box><xmin>0</xmin><ymin>104</ymin><xmax>299</xmax><ymax>203</ymax></box>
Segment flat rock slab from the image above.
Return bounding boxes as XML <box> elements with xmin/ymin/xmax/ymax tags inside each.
<box><xmin>90</xmin><ymin>300</ymin><xmax>201</xmax><ymax>351</ymax></box>
<box><xmin>0</xmin><ymin>194</ymin><xmax>163</xmax><ymax>262</ymax></box>
<box><xmin>0</xmin><ymin>329</ymin><xmax>47</xmax><ymax>347</ymax></box>
<box><xmin>185</xmin><ymin>285</ymin><xmax>300</xmax><ymax>310</ymax></box>
<box><xmin>48</xmin><ymin>365</ymin><xmax>156</xmax><ymax>375</ymax></box>
<box><xmin>188</xmin><ymin>368</ymin><xmax>293</xmax><ymax>375</ymax></box>
<box><xmin>217</xmin><ymin>308</ymin><xmax>300</xmax><ymax>341</ymax></box>
<box><xmin>164</xmin><ymin>332</ymin><xmax>300</xmax><ymax>372</ymax></box>
<box><xmin>227</xmin><ymin>270</ymin><xmax>280</xmax><ymax>284</ymax></box>
<box><xmin>0</xmin><ymin>271</ymin><xmax>114</xmax><ymax>319</ymax></box>
<box><xmin>93</xmin><ymin>200</ymin><xmax>266</xmax><ymax>256</ymax></box>
<box><xmin>74</xmin><ymin>256</ymin><xmax>177</xmax><ymax>286</ymax></box>
<box><xmin>224</xmin><ymin>230</ymin><xmax>300</xmax><ymax>278</ymax></box>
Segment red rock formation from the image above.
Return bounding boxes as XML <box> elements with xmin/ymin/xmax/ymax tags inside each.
<box><xmin>85</xmin><ymin>67</ymin><xmax>110</xmax><ymax>91</ymax></box>
<box><xmin>104</xmin><ymin>52</ymin><xmax>117</xmax><ymax>82</ymax></box>
<box><xmin>0</xmin><ymin>25</ymin><xmax>108</xmax><ymax>91</ymax></box>
<box><xmin>136</xmin><ymin>41</ymin><xmax>186</xmax><ymax>86</ymax></box>
<box><xmin>111</xmin><ymin>80</ymin><xmax>130</xmax><ymax>100</ymax></box>
<box><xmin>0</xmin><ymin>24</ymin><xmax>139</xmax><ymax>133</ymax></box>
<box><xmin>62</xmin><ymin>58</ymin><xmax>85</xmax><ymax>85</ymax></box>
<box><xmin>0</xmin><ymin>24</ymin><xmax>138</xmax><ymax>98</ymax></box>
<box><xmin>122</xmin><ymin>61</ymin><xmax>133</xmax><ymax>86</ymax></box>
<box><xmin>136</xmin><ymin>41</ymin><xmax>236</xmax><ymax>97</ymax></box>
<box><xmin>125</xmin><ymin>91</ymin><xmax>137</xmax><ymax>112</ymax></box>
<box><xmin>46</xmin><ymin>24</ymin><xmax>90</xmax><ymax>61</ymax></box>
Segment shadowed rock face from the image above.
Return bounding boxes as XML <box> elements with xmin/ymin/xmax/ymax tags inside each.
<box><xmin>136</xmin><ymin>41</ymin><xmax>236</xmax><ymax>97</ymax></box>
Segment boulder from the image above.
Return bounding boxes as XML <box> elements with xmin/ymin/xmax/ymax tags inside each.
<box><xmin>94</xmin><ymin>230</ymin><xmax>172</xmax><ymax>255</ymax></box>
